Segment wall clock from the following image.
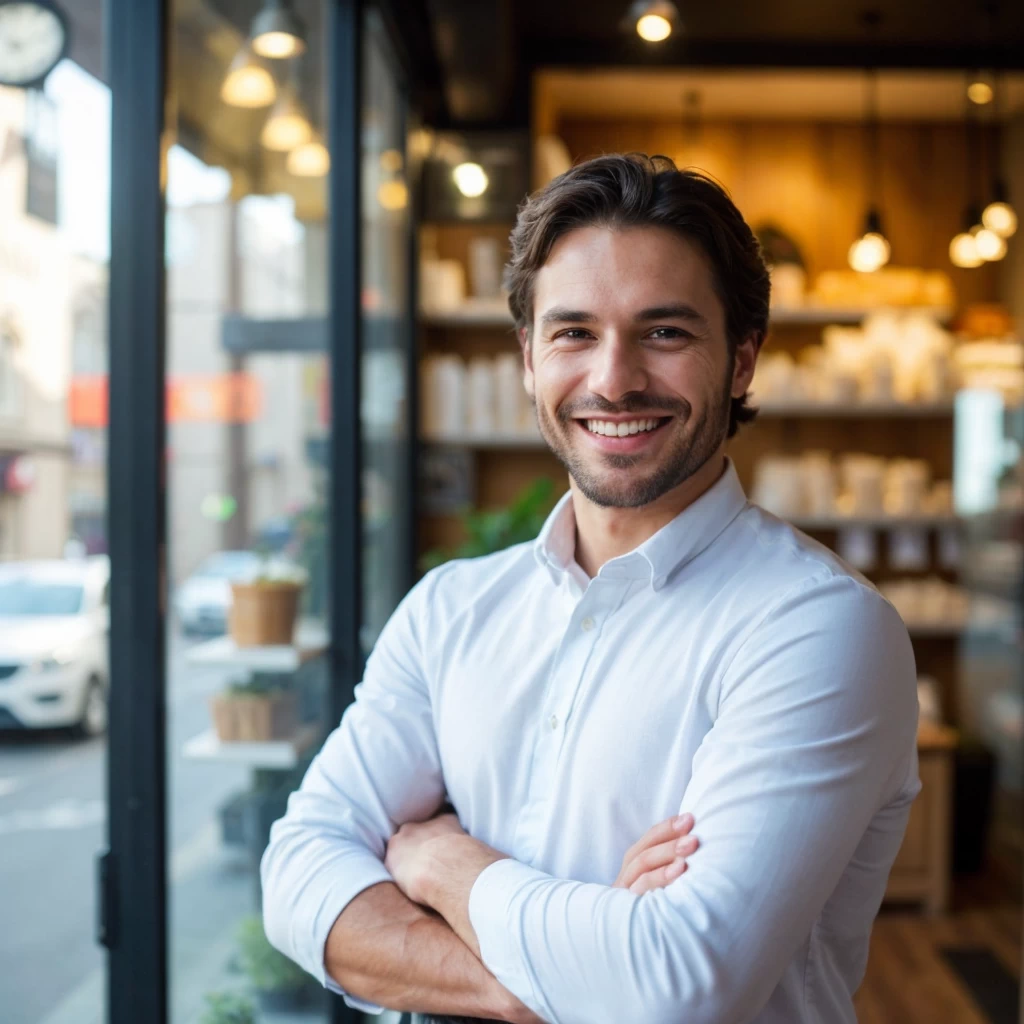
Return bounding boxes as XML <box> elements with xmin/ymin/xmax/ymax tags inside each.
<box><xmin>0</xmin><ymin>1</ymin><xmax>69</xmax><ymax>89</ymax></box>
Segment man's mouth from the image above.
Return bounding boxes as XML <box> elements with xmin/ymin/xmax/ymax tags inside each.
<box><xmin>579</xmin><ymin>417</ymin><xmax>671</xmax><ymax>438</ymax></box>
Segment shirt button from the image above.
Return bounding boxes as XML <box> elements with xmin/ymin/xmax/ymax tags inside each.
<box><xmin>581</xmin><ymin>616</ymin><xmax>595</xmax><ymax>632</ymax></box>
<box><xmin>549</xmin><ymin>714</ymin><xmax>559</xmax><ymax>730</ymax></box>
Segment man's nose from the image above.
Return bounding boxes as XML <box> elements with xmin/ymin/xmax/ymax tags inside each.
<box><xmin>587</xmin><ymin>336</ymin><xmax>648</xmax><ymax>403</ymax></box>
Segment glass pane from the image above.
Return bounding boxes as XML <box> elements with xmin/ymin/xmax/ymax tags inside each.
<box><xmin>361</xmin><ymin>11</ymin><xmax>412</xmax><ymax>654</ymax></box>
<box><xmin>0</xmin><ymin>39</ymin><xmax>111</xmax><ymax>1024</ymax></box>
<box><xmin>165</xmin><ymin>2</ymin><xmax>331</xmax><ymax>1020</ymax></box>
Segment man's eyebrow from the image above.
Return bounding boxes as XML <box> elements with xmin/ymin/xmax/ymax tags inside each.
<box><xmin>538</xmin><ymin>307</ymin><xmax>598</xmax><ymax>327</ymax></box>
<box><xmin>635</xmin><ymin>304</ymin><xmax>710</xmax><ymax>328</ymax></box>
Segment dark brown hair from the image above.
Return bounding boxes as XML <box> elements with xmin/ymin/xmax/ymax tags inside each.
<box><xmin>505</xmin><ymin>153</ymin><xmax>771</xmax><ymax>437</ymax></box>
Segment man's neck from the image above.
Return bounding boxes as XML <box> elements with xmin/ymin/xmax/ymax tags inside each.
<box><xmin>572</xmin><ymin>452</ymin><xmax>727</xmax><ymax>579</ymax></box>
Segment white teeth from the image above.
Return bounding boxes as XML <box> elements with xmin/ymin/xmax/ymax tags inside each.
<box><xmin>584</xmin><ymin>418</ymin><xmax>661</xmax><ymax>437</ymax></box>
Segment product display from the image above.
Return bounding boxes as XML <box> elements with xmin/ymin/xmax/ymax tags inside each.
<box><xmin>753</xmin><ymin>312</ymin><xmax>956</xmax><ymax>406</ymax></box>
<box><xmin>808</xmin><ymin>267</ymin><xmax>955</xmax><ymax>309</ymax></box>
<box><xmin>751</xmin><ymin>451</ymin><xmax>952</xmax><ymax>520</ymax></box>
<box><xmin>420</xmin><ymin>353</ymin><xmax>535</xmax><ymax>441</ymax></box>
<box><xmin>878</xmin><ymin>577</ymin><xmax>1013</xmax><ymax>634</ymax></box>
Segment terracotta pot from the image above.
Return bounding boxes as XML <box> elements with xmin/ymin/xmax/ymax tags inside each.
<box><xmin>229</xmin><ymin>581</ymin><xmax>303</xmax><ymax>647</ymax></box>
<box><xmin>210</xmin><ymin>691</ymin><xmax>298</xmax><ymax>742</ymax></box>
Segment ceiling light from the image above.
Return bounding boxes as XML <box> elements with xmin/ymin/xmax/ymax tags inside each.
<box><xmin>973</xmin><ymin>224</ymin><xmax>1007</xmax><ymax>261</ymax></box>
<box><xmin>221</xmin><ymin>45</ymin><xmax>276</xmax><ymax>108</ymax></box>
<box><xmin>378</xmin><ymin>180</ymin><xmax>409</xmax><ymax>211</ymax></box>
<box><xmin>287</xmin><ymin>137</ymin><xmax>330</xmax><ymax>177</ymax></box>
<box><xmin>982</xmin><ymin>180</ymin><xmax>1017</xmax><ymax>238</ymax></box>
<box><xmin>261</xmin><ymin>83</ymin><xmax>312</xmax><ymax>151</ymax></box>
<box><xmin>848</xmin><ymin>218</ymin><xmax>891</xmax><ymax>273</ymax></box>
<box><xmin>950</xmin><ymin>231</ymin><xmax>983</xmax><ymax>268</ymax></box>
<box><xmin>251</xmin><ymin>0</ymin><xmax>307</xmax><ymax>59</ymax></box>
<box><xmin>967</xmin><ymin>71</ymin><xmax>994</xmax><ymax>106</ymax></box>
<box><xmin>453</xmin><ymin>162</ymin><xmax>488</xmax><ymax>198</ymax></box>
<box><xmin>628</xmin><ymin>1</ymin><xmax>679</xmax><ymax>43</ymax></box>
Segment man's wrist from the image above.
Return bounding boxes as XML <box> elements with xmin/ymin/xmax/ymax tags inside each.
<box><xmin>419</xmin><ymin>834</ymin><xmax>507</xmax><ymax>911</ymax></box>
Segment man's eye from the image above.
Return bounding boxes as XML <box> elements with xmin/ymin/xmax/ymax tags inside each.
<box><xmin>649</xmin><ymin>327</ymin><xmax>689</xmax><ymax>340</ymax></box>
<box><xmin>555</xmin><ymin>329</ymin><xmax>592</xmax><ymax>340</ymax></box>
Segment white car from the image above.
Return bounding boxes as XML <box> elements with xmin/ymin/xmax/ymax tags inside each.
<box><xmin>0</xmin><ymin>557</ymin><xmax>110</xmax><ymax>736</ymax></box>
<box><xmin>173</xmin><ymin>550</ymin><xmax>262</xmax><ymax>636</ymax></box>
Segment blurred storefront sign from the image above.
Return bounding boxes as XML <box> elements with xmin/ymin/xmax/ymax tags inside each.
<box><xmin>69</xmin><ymin>372</ymin><xmax>263</xmax><ymax>427</ymax></box>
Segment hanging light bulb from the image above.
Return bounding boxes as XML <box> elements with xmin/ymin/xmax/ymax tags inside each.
<box><xmin>251</xmin><ymin>0</ymin><xmax>307</xmax><ymax>59</ymax></box>
<box><xmin>453</xmin><ymin>162</ymin><xmax>488</xmax><ymax>198</ymax></box>
<box><xmin>261</xmin><ymin>82</ymin><xmax>312</xmax><ymax>151</ymax></box>
<box><xmin>378</xmin><ymin>180</ymin><xmax>409</xmax><ymax>211</ymax></box>
<box><xmin>287</xmin><ymin>136</ymin><xmax>330</xmax><ymax>176</ymax></box>
<box><xmin>221</xmin><ymin>45</ymin><xmax>276</xmax><ymax>108</ymax></box>
<box><xmin>627</xmin><ymin>1</ymin><xmax>679</xmax><ymax>43</ymax></box>
<box><xmin>982</xmin><ymin>180</ymin><xmax>1018</xmax><ymax>238</ymax></box>
<box><xmin>950</xmin><ymin>231</ymin><xmax>983</xmax><ymax>268</ymax></box>
<box><xmin>848</xmin><ymin>209</ymin><xmax>891</xmax><ymax>273</ymax></box>
<box><xmin>967</xmin><ymin>71</ymin><xmax>995</xmax><ymax>106</ymax></box>
<box><xmin>973</xmin><ymin>224</ymin><xmax>1008</xmax><ymax>261</ymax></box>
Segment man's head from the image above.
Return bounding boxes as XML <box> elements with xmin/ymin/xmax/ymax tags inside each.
<box><xmin>506</xmin><ymin>154</ymin><xmax>770</xmax><ymax>509</ymax></box>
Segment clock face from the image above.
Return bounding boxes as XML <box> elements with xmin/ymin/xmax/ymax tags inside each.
<box><xmin>0</xmin><ymin>1</ymin><xmax>68</xmax><ymax>88</ymax></box>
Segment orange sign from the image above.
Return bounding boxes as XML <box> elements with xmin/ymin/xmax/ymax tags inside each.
<box><xmin>69</xmin><ymin>373</ymin><xmax>263</xmax><ymax>428</ymax></box>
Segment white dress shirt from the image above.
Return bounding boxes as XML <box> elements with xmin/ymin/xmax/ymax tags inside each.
<box><xmin>261</xmin><ymin>457</ymin><xmax>921</xmax><ymax>1024</ymax></box>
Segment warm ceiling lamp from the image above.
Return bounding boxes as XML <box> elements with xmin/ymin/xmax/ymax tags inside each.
<box><xmin>973</xmin><ymin>223</ymin><xmax>1007</xmax><ymax>261</ymax></box>
<box><xmin>967</xmin><ymin>71</ymin><xmax>994</xmax><ymax>106</ymax></box>
<box><xmin>950</xmin><ymin>208</ymin><xmax>984</xmax><ymax>268</ymax></box>
<box><xmin>848</xmin><ymin>60</ymin><xmax>890</xmax><ymax>273</ymax></box>
<box><xmin>287</xmin><ymin>137</ymin><xmax>330</xmax><ymax>176</ymax></box>
<box><xmin>220</xmin><ymin>44</ymin><xmax>276</xmax><ymax>108</ymax></box>
<box><xmin>453</xmin><ymin>162</ymin><xmax>488</xmax><ymax>198</ymax></box>
<box><xmin>629</xmin><ymin>1</ymin><xmax>679</xmax><ymax>42</ymax></box>
<box><xmin>378</xmin><ymin>180</ymin><xmax>409</xmax><ymax>211</ymax></box>
<box><xmin>251</xmin><ymin>0</ymin><xmax>307</xmax><ymax>59</ymax></box>
<box><xmin>983</xmin><ymin>189</ymin><xmax>1018</xmax><ymax>238</ymax></box>
<box><xmin>261</xmin><ymin>82</ymin><xmax>312</xmax><ymax>151</ymax></box>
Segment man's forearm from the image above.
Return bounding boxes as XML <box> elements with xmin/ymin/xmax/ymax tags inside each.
<box><xmin>324</xmin><ymin>880</ymin><xmax>522</xmax><ymax>1021</ymax></box>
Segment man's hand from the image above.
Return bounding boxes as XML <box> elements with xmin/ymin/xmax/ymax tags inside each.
<box><xmin>385</xmin><ymin>811</ymin><xmax>471</xmax><ymax>905</ymax></box>
<box><xmin>613</xmin><ymin>813</ymin><xmax>699</xmax><ymax>894</ymax></box>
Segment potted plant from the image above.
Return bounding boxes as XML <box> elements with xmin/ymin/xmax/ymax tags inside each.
<box><xmin>209</xmin><ymin>676</ymin><xmax>298</xmax><ymax>743</ymax></box>
<box><xmin>236</xmin><ymin>915</ymin><xmax>316</xmax><ymax>1012</ymax></box>
<box><xmin>199</xmin><ymin>991</ymin><xmax>256</xmax><ymax>1024</ymax></box>
<box><xmin>228</xmin><ymin>550</ymin><xmax>307</xmax><ymax>648</ymax></box>
<box><xmin>420</xmin><ymin>477</ymin><xmax>558</xmax><ymax>572</ymax></box>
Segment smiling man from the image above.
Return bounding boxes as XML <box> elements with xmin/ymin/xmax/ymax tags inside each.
<box><xmin>261</xmin><ymin>154</ymin><xmax>920</xmax><ymax>1024</ymax></box>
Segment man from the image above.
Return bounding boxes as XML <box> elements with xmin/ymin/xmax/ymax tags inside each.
<box><xmin>262</xmin><ymin>154</ymin><xmax>920</xmax><ymax>1024</ymax></box>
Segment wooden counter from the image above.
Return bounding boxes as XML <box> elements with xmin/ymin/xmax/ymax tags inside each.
<box><xmin>885</xmin><ymin>721</ymin><xmax>958</xmax><ymax>914</ymax></box>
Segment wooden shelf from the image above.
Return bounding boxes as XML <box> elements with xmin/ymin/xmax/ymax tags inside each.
<box><xmin>757</xmin><ymin>399</ymin><xmax>954</xmax><ymax>418</ymax></box>
<box><xmin>182</xmin><ymin>723</ymin><xmax>322</xmax><ymax>770</ymax></box>
<box><xmin>420</xmin><ymin>305</ymin><xmax>955</xmax><ymax>330</ymax></box>
<box><xmin>423</xmin><ymin>432</ymin><xmax>546</xmax><ymax>449</ymax></box>
<box><xmin>184</xmin><ymin>622</ymin><xmax>329</xmax><ymax>672</ymax></box>
<box><xmin>790</xmin><ymin>513</ymin><xmax>958</xmax><ymax>531</ymax></box>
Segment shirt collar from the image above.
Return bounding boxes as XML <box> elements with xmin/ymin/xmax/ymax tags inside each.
<box><xmin>533</xmin><ymin>458</ymin><xmax>748</xmax><ymax>591</ymax></box>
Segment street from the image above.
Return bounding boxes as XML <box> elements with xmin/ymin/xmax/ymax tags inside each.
<box><xmin>0</xmin><ymin>633</ymin><xmax>259</xmax><ymax>1024</ymax></box>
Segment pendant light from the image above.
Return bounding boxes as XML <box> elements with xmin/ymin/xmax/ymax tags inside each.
<box><xmin>981</xmin><ymin>75</ymin><xmax>1018</xmax><ymax>238</ymax></box>
<box><xmin>251</xmin><ymin>0</ymin><xmax>307</xmax><ymax>60</ymax></box>
<box><xmin>261</xmin><ymin>75</ymin><xmax>312</xmax><ymax>151</ymax></box>
<box><xmin>848</xmin><ymin>51</ymin><xmax>890</xmax><ymax>274</ymax></box>
<box><xmin>220</xmin><ymin>44</ymin><xmax>276</xmax><ymax>108</ymax></box>
<box><xmin>626</xmin><ymin>1</ymin><xmax>680</xmax><ymax>43</ymax></box>
<box><xmin>287</xmin><ymin>135</ymin><xmax>330</xmax><ymax>176</ymax></box>
<box><xmin>950</xmin><ymin>209</ymin><xmax>984</xmax><ymax>269</ymax></box>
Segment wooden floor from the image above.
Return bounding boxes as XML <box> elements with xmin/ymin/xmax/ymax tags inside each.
<box><xmin>856</xmin><ymin>858</ymin><xmax>1022</xmax><ymax>1024</ymax></box>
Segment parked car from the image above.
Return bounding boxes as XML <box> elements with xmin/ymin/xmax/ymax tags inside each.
<box><xmin>173</xmin><ymin>550</ymin><xmax>261</xmax><ymax>637</ymax></box>
<box><xmin>0</xmin><ymin>557</ymin><xmax>110</xmax><ymax>735</ymax></box>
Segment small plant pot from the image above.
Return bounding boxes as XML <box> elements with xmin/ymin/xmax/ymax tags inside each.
<box><xmin>210</xmin><ymin>691</ymin><xmax>298</xmax><ymax>742</ymax></box>
<box><xmin>229</xmin><ymin>581</ymin><xmax>303</xmax><ymax>647</ymax></box>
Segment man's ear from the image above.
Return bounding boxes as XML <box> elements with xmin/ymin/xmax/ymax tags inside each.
<box><xmin>731</xmin><ymin>331</ymin><xmax>760</xmax><ymax>399</ymax></box>
<box><xmin>519</xmin><ymin>326</ymin><xmax>535</xmax><ymax>398</ymax></box>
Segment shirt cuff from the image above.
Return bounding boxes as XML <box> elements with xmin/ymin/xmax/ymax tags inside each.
<box><xmin>314</xmin><ymin>858</ymin><xmax>394</xmax><ymax>1011</ymax></box>
<box><xmin>468</xmin><ymin>858</ymin><xmax>550</xmax><ymax>1018</ymax></box>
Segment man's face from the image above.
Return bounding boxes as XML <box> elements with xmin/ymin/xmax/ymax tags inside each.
<box><xmin>522</xmin><ymin>224</ymin><xmax>758</xmax><ymax>509</ymax></box>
